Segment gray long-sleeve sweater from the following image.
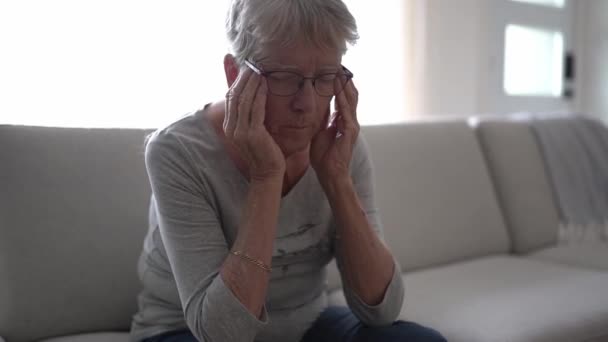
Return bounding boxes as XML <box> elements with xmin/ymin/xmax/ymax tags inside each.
<box><xmin>129</xmin><ymin>105</ymin><xmax>404</xmax><ymax>342</ymax></box>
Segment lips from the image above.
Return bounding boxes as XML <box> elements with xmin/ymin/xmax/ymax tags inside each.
<box><xmin>266</xmin><ymin>124</ymin><xmax>312</xmax><ymax>135</ymax></box>
<box><xmin>284</xmin><ymin>126</ymin><xmax>308</xmax><ymax>129</ymax></box>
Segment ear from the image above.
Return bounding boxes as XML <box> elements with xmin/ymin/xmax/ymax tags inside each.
<box><xmin>223</xmin><ymin>54</ymin><xmax>240</xmax><ymax>88</ymax></box>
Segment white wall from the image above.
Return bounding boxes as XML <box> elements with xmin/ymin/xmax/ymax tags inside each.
<box><xmin>575</xmin><ymin>0</ymin><xmax>608</xmax><ymax>121</ymax></box>
<box><xmin>416</xmin><ymin>0</ymin><xmax>487</xmax><ymax>117</ymax></box>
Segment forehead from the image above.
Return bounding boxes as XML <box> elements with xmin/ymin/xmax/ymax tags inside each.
<box><xmin>257</xmin><ymin>39</ymin><xmax>342</xmax><ymax>71</ymax></box>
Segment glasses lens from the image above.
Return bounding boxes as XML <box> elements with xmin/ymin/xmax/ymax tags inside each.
<box><xmin>266</xmin><ymin>72</ymin><xmax>301</xmax><ymax>96</ymax></box>
<box><xmin>314</xmin><ymin>74</ymin><xmax>335</xmax><ymax>97</ymax></box>
<box><xmin>315</xmin><ymin>73</ymin><xmax>351</xmax><ymax>97</ymax></box>
<box><xmin>265</xmin><ymin>71</ymin><xmax>352</xmax><ymax>97</ymax></box>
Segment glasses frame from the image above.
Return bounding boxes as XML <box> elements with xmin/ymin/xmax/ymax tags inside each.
<box><xmin>244</xmin><ymin>59</ymin><xmax>354</xmax><ymax>97</ymax></box>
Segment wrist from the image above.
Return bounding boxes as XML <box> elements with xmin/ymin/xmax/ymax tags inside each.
<box><xmin>250</xmin><ymin>169</ymin><xmax>285</xmax><ymax>184</ymax></box>
<box><xmin>250</xmin><ymin>175</ymin><xmax>283</xmax><ymax>190</ymax></box>
<box><xmin>321</xmin><ymin>174</ymin><xmax>354</xmax><ymax>198</ymax></box>
<box><xmin>247</xmin><ymin>179</ymin><xmax>283</xmax><ymax>211</ymax></box>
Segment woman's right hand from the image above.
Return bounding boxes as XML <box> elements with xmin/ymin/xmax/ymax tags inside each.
<box><xmin>224</xmin><ymin>69</ymin><xmax>286</xmax><ymax>182</ymax></box>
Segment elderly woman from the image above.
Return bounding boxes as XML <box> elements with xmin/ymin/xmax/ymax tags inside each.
<box><xmin>130</xmin><ymin>0</ymin><xmax>446</xmax><ymax>341</ymax></box>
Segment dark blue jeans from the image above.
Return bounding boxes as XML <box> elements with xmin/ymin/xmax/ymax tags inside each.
<box><xmin>142</xmin><ymin>306</ymin><xmax>447</xmax><ymax>342</ymax></box>
<box><xmin>300</xmin><ymin>306</ymin><xmax>446</xmax><ymax>342</ymax></box>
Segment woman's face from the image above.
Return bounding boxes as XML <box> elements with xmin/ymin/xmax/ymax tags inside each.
<box><xmin>255</xmin><ymin>40</ymin><xmax>342</xmax><ymax>157</ymax></box>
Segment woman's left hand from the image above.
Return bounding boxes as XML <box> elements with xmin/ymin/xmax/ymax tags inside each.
<box><xmin>310</xmin><ymin>77</ymin><xmax>359</xmax><ymax>185</ymax></box>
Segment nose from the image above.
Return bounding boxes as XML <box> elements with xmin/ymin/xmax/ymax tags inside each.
<box><xmin>290</xmin><ymin>79</ymin><xmax>316</xmax><ymax>114</ymax></box>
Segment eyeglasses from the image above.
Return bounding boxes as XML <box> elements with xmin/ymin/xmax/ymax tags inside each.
<box><xmin>244</xmin><ymin>59</ymin><xmax>354</xmax><ymax>97</ymax></box>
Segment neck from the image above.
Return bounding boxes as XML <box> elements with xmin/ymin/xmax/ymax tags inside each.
<box><xmin>282</xmin><ymin>148</ymin><xmax>310</xmax><ymax>193</ymax></box>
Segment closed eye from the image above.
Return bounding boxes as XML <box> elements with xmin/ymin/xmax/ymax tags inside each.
<box><xmin>317</xmin><ymin>73</ymin><xmax>338</xmax><ymax>82</ymax></box>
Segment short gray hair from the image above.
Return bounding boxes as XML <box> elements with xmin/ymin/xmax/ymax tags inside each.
<box><xmin>226</xmin><ymin>0</ymin><xmax>359</xmax><ymax>65</ymax></box>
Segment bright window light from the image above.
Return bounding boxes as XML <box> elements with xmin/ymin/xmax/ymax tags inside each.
<box><xmin>0</xmin><ymin>0</ymin><xmax>405</xmax><ymax>128</ymax></box>
<box><xmin>342</xmin><ymin>0</ymin><xmax>406</xmax><ymax>126</ymax></box>
<box><xmin>509</xmin><ymin>0</ymin><xmax>566</xmax><ymax>8</ymax></box>
<box><xmin>504</xmin><ymin>24</ymin><xmax>564</xmax><ymax>97</ymax></box>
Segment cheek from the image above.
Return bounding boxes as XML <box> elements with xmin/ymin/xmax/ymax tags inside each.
<box><xmin>263</xmin><ymin>95</ymin><xmax>331</xmax><ymax>130</ymax></box>
<box><xmin>315</xmin><ymin>99</ymin><xmax>332</xmax><ymax>127</ymax></box>
<box><xmin>264</xmin><ymin>96</ymin><xmax>289</xmax><ymax>117</ymax></box>
<box><xmin>263</xmin><ymin>97</ymin><xmax>287</xmax><ymax>133</ymax></box>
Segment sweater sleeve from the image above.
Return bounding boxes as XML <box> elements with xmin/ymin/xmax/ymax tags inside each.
<box><xmin>335</xmin><ymin>134</ymin><xmax>405</xmax><ymax>326</ymax></box>
<box><xmin>144</xmin><ymin>131</ymin><xmax>267</xmax><ymax>342</ymax></box>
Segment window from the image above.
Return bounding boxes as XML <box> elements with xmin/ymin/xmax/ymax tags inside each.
<box><xmin>509</xmin><ymin>0</ymin><xmax>566</xmax><ymax>8</ymax></box>
<box><xmin>0</xmin><ymin>0</ymin><xmax>231</xmax><ymax>128</ymax></box>
<box><xmin>342</xmin><ymin>0</ymin><xmax>406</xmax><ymax>125</ymax></box>
<box><xmin>503</xmin><ymin>24</ymin><xmax>564</xmax><ymax>97</ymax></box>
<box><xmin>0</xmin><ymin>0</ymin><xmax>406</xmax><ymax>128</ymax></box>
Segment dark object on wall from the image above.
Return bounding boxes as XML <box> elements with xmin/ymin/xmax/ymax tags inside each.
<box><xmin>563</xmin><ymin>51</ymin><xmax>575</xmax><ymax>99</ymax></box>
<box><xmin>564</xmin><ymin>51</ymin><xmax>575</xmax><ymax>81</ymax></box>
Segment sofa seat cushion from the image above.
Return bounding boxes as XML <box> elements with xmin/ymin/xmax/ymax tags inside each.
<box><xmin>39</xmin><ymin>332</ymin><xmax>130</xmax><ymax>342</ymax></box>
<box><xmin>328</xmin><ymin>256</ymin><xmax>608</xmax><ymax>342</ymax></box>
<box><xmin>530</xmin><ymin>242</ymin><xmax>608</xmax><ymax>270</ymax></box>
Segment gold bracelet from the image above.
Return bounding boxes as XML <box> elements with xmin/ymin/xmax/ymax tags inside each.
<box><xmin>230</xmin><ymin>251</ymin><xmax>272</xmax><ymax>273</ymax></box>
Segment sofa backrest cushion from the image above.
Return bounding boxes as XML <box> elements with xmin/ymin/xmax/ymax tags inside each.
<box><xmin>361</xmin><ymin>121</ymin><xmax>510</xmax><ymax>272</ymax></box>
<box><xmin>474</xmin><ymin>120</ymin><xmax>559</xmax><ymax>253</ymax></box>
<box><xmin>0</xmin><ymin>125</ymin><xmax>153</xmax><ymax>342</ymax></box>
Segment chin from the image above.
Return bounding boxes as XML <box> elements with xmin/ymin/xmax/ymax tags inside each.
<box><xmin>276</xmin><ymin>138</ymin><xmax>311</xmax><ymax>158</ymax></box>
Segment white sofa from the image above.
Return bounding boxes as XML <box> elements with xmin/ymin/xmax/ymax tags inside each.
<box><xmin>1</xmin><ymin>117</ymin><xmax>607</xmax><ymax>342</ymax></box>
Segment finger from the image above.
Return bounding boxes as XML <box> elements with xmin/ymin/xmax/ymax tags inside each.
<box><xmin>224</xmin><ymin>68</ymin><xmax>253</xmax><ymax>135</ymax></box>
<box><xmin>336</xmin><ymin>88</ymin><xmax>359</xmax><ymax>141</ymax></box>
<box><xmin>235</xmin><ymin>73</ymin><xmax>261</xmax><ymax>136</ymax></box>
<box><xmin>333</xmin><ymin>74</ymin><xmax>345</xmax><ymax>98</ymax></box>
<box><xmin>345</xmin><ymin>81</ymin><xmax>359</xmax><ymax>120</ymax></box>
<box><xmin>225</xmin><ymin>69</ymin><xmax>251</xmax><ymax>134</ymax></box>
<box><xmin>335</xmin><ymin>114</ymin><xmax>346</xmax><ymax>138</ymax></box>
<box><xmin>311</xmin><ymin>118</ymin><xmax>338</xmax><ymax>160</ymax></box>
<box><xmin>250</xmin><ymin>78</ymin><xmax>268</xmax><ymax>128</ymax></box>
<box><xmin>335</xmin><ymin>80</ymin><xmax>352</xmax><ymax>120</ymax></box>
